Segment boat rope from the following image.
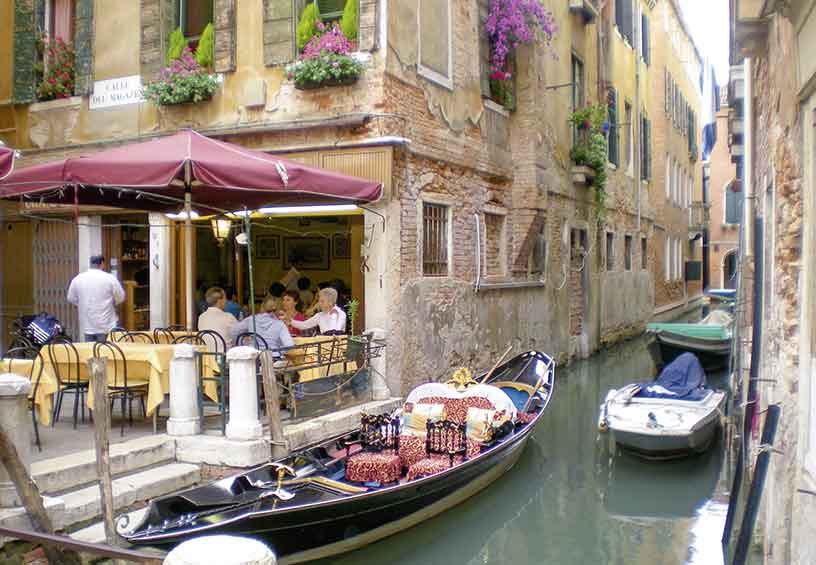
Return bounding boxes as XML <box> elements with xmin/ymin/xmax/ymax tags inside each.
<box><xmin>753</xmin><ymin>443</ymin><xmax>783</xmax><ymax>457</ymax></box>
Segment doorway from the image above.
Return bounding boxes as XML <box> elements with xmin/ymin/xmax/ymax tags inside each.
<box><xmin>723</xmin><ymin>250</ymin><xmax>738</xmax><ymax>290</ymax></box>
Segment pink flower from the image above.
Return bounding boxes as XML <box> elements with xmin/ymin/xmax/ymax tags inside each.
<box><xmin>332</xmin><ymin>61</ymin><xmax>340</xmax><ymax>68</ymax></box>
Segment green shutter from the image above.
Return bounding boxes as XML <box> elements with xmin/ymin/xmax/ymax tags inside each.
<box><xmin>317</xmin><ymin>0</ymin><xmax>345</xmax><ymax>18</ymax></box>
<box><xmin>479</xmin><ymin>0</ymin><xmax>490</xmax><ymax>98</ymax></box>
<box><xmin>13</xmin><ymin>0</ymin><xmax>37</xmax><ymax>103</ymax></box>
<box><xmin>263</xmin><ymin>0</ymin><xmax>295</xmax><ymax>65</ymax></box>
<box><xmin>641</xmin><ymin>14</ymin><xmax>650</xmax><ymax>65</ymax></box>
<box><xmin>608</xmin><ymin>89</ymin><xmax>619</xmax><ymax>167</ymax></box>
<box><xmin>214</xmin><ymin>0</ymin><xmax>236</xmax><ymax>72</ymax></box>
<box><xmin>74</xmin><ymin>0</ymin><xmax>94</xmax><ymax>96</ymax></box>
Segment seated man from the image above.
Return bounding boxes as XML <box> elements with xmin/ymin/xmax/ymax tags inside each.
<box><xmin>229</xmin><ymin>296</ymin><xmax>295</xmax><ymax>355</ymax></box>
<box><xmin>289</xmin><ymin>287</ymin><xmax>347</xmax><ymax>336</ymax></box>
<box><xmin>197</xmin><ymin>287</ymin><xmax>237</xmax><ymax>347</ymax></box>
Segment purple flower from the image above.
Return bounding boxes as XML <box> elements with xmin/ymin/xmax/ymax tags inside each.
<box><xmin>301</xmin><ymin>23</ymin><xmax>354</xmax><ymax>60</ymax></box>
<box><xmin>485</xmin><ymin>0</ymin><xmax>557</xmax><ymax>75</ymax></box>
<box><xmin>333</xmin><ymin>61</ymin><xmax>340</xmax><ymax>68</ymax></box>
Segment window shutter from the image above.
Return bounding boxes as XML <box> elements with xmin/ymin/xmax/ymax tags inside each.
<box><xmin>479</xmin><ymin>0</ymin><xmax>490</xmax><ymax>98</ymax></box>
<box><xmin>317</xmin><ymin>0</ymin><xmax>345</xmax><ymax>17</ymax></box>
<box><xmin>74</xmin><ymin>0</ymin><xmax>94</xmax><ymax>95</ymax></box>
<box><xmin>647</xmin><ymin>118</ymin><xmax>652</xmax><ymax>179</ymax></box>
<box><xmin>623</xmin><ymin>0</ymin><xmax>633</xmax><ymax>44</ymax></box>
<box><xmin>615</xmin><ymin>0</ymin><xmax>624</xmax><ymax>31</ymax></box>
<box><xmin>214</xmin><ymin>0</ymin><xmax>236</xmax><ymax>73</ymax></box>
<box><xmin>140</xmin><ymin>0</ymin><xmax>179</xmax><ymax>80</ymax></box>
<box><xmin>608</xmin><ymin>89</ymin><xmax>619</xmax><ymax>166</ymax></box>
<box><xmin>13</xmin><ymin>0</ymin><xmax>37</xmax><ymax>103</ymax></box>
<box><xmin>264</xmin><ymin>0</ymin><xmax>295</xmax><ymax>66</ymax></box>
<box><xmin>641</xmin><ymin>14</ymin><xmax>650</xmax><ymax>65</ymax></box>
<box><xmin>358</xmin><ymin>0</ymin><xmax>378</xmax><ymax>51</ymax></box>
<box><xmin>664</xmin><ymin>69</ymin><xmax>669</xmax><ymax>115</ymax></box>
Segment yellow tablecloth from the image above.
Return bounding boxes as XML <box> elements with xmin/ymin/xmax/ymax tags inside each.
<box><xmin>289</xmin><ymin>336</ymin><xmax>358</xmax><ymax>383</ymax></box>
<box><xmin>41</xmin><ymin>342</ymin><xmax>220</xmax><ymax>419</ymax></box>
<box><xmin>0</xmin><ymin>358</ymin><xmax>58</xmax><ymax>426</ymax></box>
<box><xmin>109</xmin><ymin>331</ymin><xmax>196</xmax><ymax>345</ymax></box>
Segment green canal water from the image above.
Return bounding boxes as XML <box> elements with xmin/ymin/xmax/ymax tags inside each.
<box><xmin>320</xmin><ymin>336</ymin><xmax>730</xmax><ymax>565</ymax></box>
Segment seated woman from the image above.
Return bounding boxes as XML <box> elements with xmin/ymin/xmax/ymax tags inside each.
<box><xmin>229</xmin><ymin>296</ymin><xmax>294</xmax><ymax>355</ymax></box>
<box><xmin>278</xmin><ymin>290</ymin><xmax>307</xmax><ymax>337</ymax></box>
<box><xmin>289</xmin><ymin>287</ymin><xmax>347</xmax><ymax>336</ymax></box>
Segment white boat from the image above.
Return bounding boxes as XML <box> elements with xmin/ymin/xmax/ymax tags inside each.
<box><xmin>598</xmin><ymin>353</ymin><xmax>726</xmax><ymax>460</ymax></box>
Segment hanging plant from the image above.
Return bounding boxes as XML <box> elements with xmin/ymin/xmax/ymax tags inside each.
<box><xmin>286</xmin><ymin>24</ymin><xmax>363</xmax><ymax>90</ymax></box>
<box><xmin>569</xmin><ymin>103</ymin><xmax>610</xmax><ymax>220</ymax></box>
<box><xmin>143</xmin><ymin>48</ymin><xmax>219</xmax><ymax>106</ymax></box>
<box><xmin>36</xmin><ymin>37</ymin><xmax>75</xmax><ymax>101</ymax></box>
<box><xmin>485</xmin><ymin>0</ymin><xmax>557</xmax><ymax>81</ymax></box>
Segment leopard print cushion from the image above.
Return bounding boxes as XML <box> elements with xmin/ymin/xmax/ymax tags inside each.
<box><xmin>345</xmin><ymin>452</ymin><xmax>402</xmax><ymax>484</ymax></box>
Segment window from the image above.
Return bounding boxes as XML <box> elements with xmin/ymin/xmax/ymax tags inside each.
<box><xmin>316</xmin><ymin>0</ymin><xmax>347</xmax><ymax>26</ymax></box>
<box><xmin>624</xmin><ymin>235</ymin><xmax>633</xmax><ymax>271</ymax></box>
<box><xmin>672</xmin><ymin>160</ymin><xmax>679</xmax><ymax>204</ymax></box>
<box><xmin>665</xmin><ymin>156</ymin><xmax>672</xmax><ymax>198</ymax></box>
<box><xmin>529</xmin><ymin>230</ymin><xmax>548</xmax><ymax>278</ymax></box>
<box><xmin>47</xmin><ymin>0</ymin><xmax>75</xmax><ymax>42</ymax></box>
<box><xmin>422</xmin><ymin>202</ymin><xmax>450</xmax><ymax>276</ymax></box>
<box><xmin>180</xmin><ymin>0</ymin><xmax>213</xmax><ymax>39</ymax></box>
<box><xmin>724</xmin><ymin>181</ymin><xmax>743</xmax><ymax>224</ymax></box>
<box><xmin>418</xmin><ymin>0</ymin><xmax>453</xmax><ymax>89</ymax></box>
<box><xmin>664</xmin><ymin>236</ymin><xmax>671</xmax><ymax>280</ymax></box>
<box><xmin>606</xmin><ymin>232</ymin><xmax>615</xmax><ymax>271</ymax></box>
<box><xmin>571</xmin><ymin>55</ymin><xmax>585</xmax><ymax>110</ymax></box>
<box><xmin>640</xmin><ymin>115</ymin><xmax>651</xmax><ymax>181</ymax></box>
<box><xmin>664</xmin><ymin>69</ymin><xmax>670</xmax><ymax>115</ymax></box>
<box><xmin>484</xmin><ymin>212</ymin><xmax>506</xmax><ymax>277</ymax></box>
<box><xmin>641</xmin><ymin>236</ymin><xmax>647</xmax><ymax>270</ymax></box>
<box><xmin>608</xmin><ymin>89</ymin><xmax>619</xmax><ymax>166</ymax></box>
<box><xmin>625</xmin><ymin>101</ymin><xmax>633</xmax><ymax>169</ymax></box>
<box><xmin>615</xmin><ymin>0</ymin><xmax>634</xmax><ymax>45</ymax></box>
<box><xmin>641</xmin><ymin>14</ymin><xmax>650</xmax><ymax>65</ymax></box>
<box><xmin>675</xmin><ymin>238</ymin><xmax>682</xmax><ymax>280</ymax></box>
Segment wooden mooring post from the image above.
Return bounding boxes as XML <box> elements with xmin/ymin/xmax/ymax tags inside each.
<box><xmin>259</xmin><ymin>352</ymin><xmax>288</xmax><ymax>460</ymax></box>
<box><xmin>88</xmin><ymin>356</ymin><xmax>118</xmax><ymax>547</ymax></box>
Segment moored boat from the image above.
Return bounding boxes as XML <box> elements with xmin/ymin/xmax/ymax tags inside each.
<box><xmin>646</xmin><ymin>310</ymin><xmax>733</xmax><ymax>371</ymax></box>
<box><xmin>117</xmin><ymin>350</ymin><xmax>555</xmax><ymax>563</ymax></box>
<box><xmin>598</xmin><ymin>353</ymin><xmax>725</xmax><ymax>460</ymax></box>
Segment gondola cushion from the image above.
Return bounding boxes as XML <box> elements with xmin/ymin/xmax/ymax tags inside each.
<box><xmin>516</xmin><ymin>412</ymin><xmax>536</xmax><ymax>424</ymax></box>
<box><xmin>406</xmin><ymin>440</ymin><xmax>481</xmax><ymax>481</ymax></box>
<box><xmin>409</xmin><ymin>396</ymin><xmax>494</xmax><ymax>424</ymax></box>
<box><xmin>345</xmin><ymin>451</ymin><xmax>401</xmax><ymax>484</ymax></box>
<box><xmin>465</xmin><ymin>407</ymin><xmax>510</xmax><ymax>442</ymax></box>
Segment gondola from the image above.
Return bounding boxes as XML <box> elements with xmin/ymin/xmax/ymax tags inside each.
<box><xmin>117</xmin><ymin>350</ymin><xmax>555</xmax><ymax>563</ymax></box>
<box><xmin>646</xmin><ymin>310</ymin><xmax>733</xmax><ymax>371</ymax></box>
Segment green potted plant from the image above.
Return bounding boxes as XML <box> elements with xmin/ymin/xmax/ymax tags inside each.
<box><xmin>344</xmin><ymin>298</ymin><xmax>366</xmax><ymax>360</ymax></box>
<box><xmin>286</xmin><ymin>23</ymin><xmax>364</xmax><ymax>90</ymax></box>
<box><xmin>143</xmin><ymin>47</ymin><xmax>220</xmax><ymax>106</ymax></box>
<box><xmin>569</xmin><ymin>103</ymin><xmax>610</xmax><ymax>219</ymax></box>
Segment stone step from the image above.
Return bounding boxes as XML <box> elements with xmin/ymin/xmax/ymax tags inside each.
<box><xmin>31</xmin><ymin>435</ymin><xmax>175</xmax><ymax>495</ymax></box>
<box><xmin>70</xmin><ymin>507</ymin><xmax>149</xmax><ymax>545</ymax></box>
<box><xmin>55</xmin><ymin>463</ymin><xmax>200</xmax><ymax>530</ymax></box>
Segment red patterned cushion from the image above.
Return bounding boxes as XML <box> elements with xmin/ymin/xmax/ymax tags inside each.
<box><xmin>398</xmin><ymin>434</ymin><xmax>427</xmax><ymax>468</ymax></box>
<box><xmin>516</xmin><ymin>412</ymin><xmax>536</xmax><ymax>424</ymax></box>
<box><xmin>407</xmin><ymin>457</ymin><xmax>457</xmax><ymax>481</ymax></box>
<box><xmin>416</xmin><ymin>396</ymin><xmax>494</xmax><ymax>424</ymax></box>
<box><xmin>345</xmin><ymin>451</ymin><xmax>401</xmax><ymax>484</ymax></box>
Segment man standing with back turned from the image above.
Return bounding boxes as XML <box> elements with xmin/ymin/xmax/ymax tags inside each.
<box><xmin>67</xmin><ymin>255</ymin><xmax>126</xmax><ymax>342</ymax></box>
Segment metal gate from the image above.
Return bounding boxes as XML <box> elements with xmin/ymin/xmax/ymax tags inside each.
<box><xmin>32</xmin><ymin>220</ymin><xmax>79</xmax><ymax>339</ymax></box>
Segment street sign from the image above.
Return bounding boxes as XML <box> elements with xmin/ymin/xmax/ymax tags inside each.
<box><xmin>89</xmin><ymin>76</ymin><xmax>144</xmax><ymax>110</ymax></box>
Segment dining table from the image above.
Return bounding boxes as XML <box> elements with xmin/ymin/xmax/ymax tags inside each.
<box><xmin>2</xmin><ymin>341</ymin><xmax>220</xmax><ymax>427</ymax></box>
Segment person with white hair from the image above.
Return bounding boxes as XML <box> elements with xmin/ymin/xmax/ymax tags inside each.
<box><xmin>289</xmin><ymin>287</ymin><xmax>347</xmax><ymax>335</ymax></box>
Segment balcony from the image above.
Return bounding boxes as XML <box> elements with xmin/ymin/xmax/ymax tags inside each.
<box><xmin>568</xmin><ymin>0</ymin><xmax>599</xmax><ymax>23</ymax></box>
<box><xmin>689</xmin><ymin>201</ymin><xmax>710</xmax><ymax>235</ymax></box>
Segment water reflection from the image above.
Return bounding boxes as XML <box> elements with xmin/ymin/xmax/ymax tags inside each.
<box><xmin>318</xmin><ymin>337</ymin><xmax>729</xmax><ymax>565</ymax></box>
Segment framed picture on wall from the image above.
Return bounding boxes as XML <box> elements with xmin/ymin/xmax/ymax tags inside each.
<box><xmin>256</xmin><ymin>235</ymin><xmax>280</xmax><ymax>259</ymax></box>
<box><xmin>283</xmin><ymin>237</ymin><xmax>331</xmax><ymax>270</ymax></box>
<box><xmin>333</xmin><ymin>233</ymin><xmax>351</xmax><ymax>259</ymax></box>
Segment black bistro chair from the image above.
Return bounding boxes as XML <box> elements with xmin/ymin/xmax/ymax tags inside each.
<box><xmin>47</xmin><ymin>336</ymin><xmax>89</xmax><ymax>429</ymax></box>
<box><xmin>406</xmin><ymin>420</ymin><xmax>469</xmax><ymax>481</ymax></box>
<box><xmin>152</xmin><ymin>327</ymin><xmax>176</xmax><ymax>345</ymax></box>
<box><xmin>118</xmin><ymin>331</ymin><xmax>154</xmax><ymax>344</ymax></box>
<box><xmin>6</xmin><ymin>346</ymin><xmax>46</xmax><ymax>451</ymax></box>
<box><xmin>195</xmin><ymin>330</ymin><xmax>228</xmax><ymax>434</ymax></box>
<box><xmin>233</xmin><ymin>332</ymin><xmax>269</xmax><ymax>350</ymax></box>
<box><xmin>172</xmin><ymin>334</ymin><xmax>205</xmax><ymax>345</ymax></box>
<box><xmin>93</xmin><ymin>341</ymin><xmax>149</xmax><ymax>436</ymax></box>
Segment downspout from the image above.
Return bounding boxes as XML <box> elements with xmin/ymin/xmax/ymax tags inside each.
<box><xmin>743</xmin><ymin>57</ymin><xmax>753</xmax><ymax>258</ymax></box>
<box><xmin>474</xmin><ymin>213</ymin><xmax>481</xmax><ymax>292</ymax></box>
<box><xmin>184</xmin><ymin>162</ymin><xmax>194</xmax><ymax>332</ymax></box>
<box><xmin>634</xmin><ymin>3</ymin><xmax>641</xmax><ymax>232</ymax></box>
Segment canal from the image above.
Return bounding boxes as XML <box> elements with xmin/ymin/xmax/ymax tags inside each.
<box><xmin>320</xmin><ymin>335</ymin><xmax>730</xmax><ymax>565</ymax></box>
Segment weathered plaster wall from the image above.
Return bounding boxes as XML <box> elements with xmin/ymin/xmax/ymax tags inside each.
<box><xmin>708</xmin><ymin>105</ymin><xmax>738</xmax><ymax>289</ymax></box>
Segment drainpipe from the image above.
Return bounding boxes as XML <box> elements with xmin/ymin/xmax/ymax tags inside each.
<box><xmin>634</xmin><ymin>4</ymin><xmax>641</xmax><ymax>232</ymax></box>
<box><xmin>743</xmin><ymin>57</ymin><xmax>753</xmax><ymax>258</ymax></box>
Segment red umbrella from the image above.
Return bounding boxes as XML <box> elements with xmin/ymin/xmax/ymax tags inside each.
<box><xmin>1</xmin><ymin>130</ymin><xmax>383</xmax><ymax>330</ymax></box>
<box><xmin>0</xmin><ymin>146</ymin><xmax>16</xmax><ymax>180</ymax></box>
<box><xmin>0</xmin><ymin>130</ymin><xmax>382</xmax><ymax>211</ymax></box>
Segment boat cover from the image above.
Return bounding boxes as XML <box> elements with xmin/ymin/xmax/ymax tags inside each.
<box><xmin>646</xmin><ymin>322</ymin><xmax>730</xmax><ymax>340</ymax></box>
<box><xmin>636</xmin><ymin>353</ymin><xmax>710</xmax><ymax>401</ymax></box>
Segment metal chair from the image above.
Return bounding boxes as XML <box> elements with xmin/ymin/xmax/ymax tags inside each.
<box><xmin>108</xmin><ymin>327</ymin><xmax>128</xmax><ymax>342</ymax></box>
<box><xmin>93</xmin><ymin>341</ymin><xmax>149</xmax><ymax>437</ymax></box>
<box><xmin>47</xmin><ymin>336</ymin><xmax>89</xmax><ymax>429</ymax></box>
<box><xmin>195</xmin><ymin>330</ymin><xmax>228</xmax><ymax>435</ymax></box>
<box><xmin>6</xmin><ymin>346</ymin><xmax>45</xmax><ymax>451</ymax></box>
<box><xmin>118</xmin><ymin>331</ymin><xmax>154</xmax><ymax>344</ymax></box>
<box><xmin>152</xmin><ymin>327</ymin><xmax>176</xmax><ymax>345</ymax></box>
<box><xmin>173</xmin><ymin>334</ymin><xmax>205</xmax><ymax>345</ymax></box>
<box><xmin>234</xmin><ymin>332</ymin><xmax>269</xmax><ymax>349</ymax></box>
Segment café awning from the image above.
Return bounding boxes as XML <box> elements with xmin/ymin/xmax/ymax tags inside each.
<box><xmin>0</xmin><ymin>129</ymin><xmax>383</xmax><ymax>211</ymax></box>
<box><xmin>0</xmin><ymin>146</ymin><xmax>15</xmax><ymax>181</ymax></box>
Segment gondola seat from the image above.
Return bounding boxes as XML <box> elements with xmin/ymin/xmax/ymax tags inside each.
<box><xmin>344</xmin><ymin>414</ymin><xmax>402</xmax><ymax>484</ymax></box>
<box><xmin>406</xmin><ymin>420</ymin><xmax>475</xmax><ymax>481</ymax></box>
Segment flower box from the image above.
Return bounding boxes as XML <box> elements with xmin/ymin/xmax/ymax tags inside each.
<box><xmin>571</xmin><ymin>165</ymin><xmax>597</xmax><ymax>186</ymax></box>
<box><xmin>294</xmin><ymin>75</ymin><xmax>359</xmax><ymax>91</ymax></box>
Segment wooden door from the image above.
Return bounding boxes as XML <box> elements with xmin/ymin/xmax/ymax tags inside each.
<box><xmin>1</xmin><ymin>219</ymin><xmax>34</xmax><ymax>341</ymax></box>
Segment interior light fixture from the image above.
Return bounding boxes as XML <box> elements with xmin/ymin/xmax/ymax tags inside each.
<box><xmin>211</xmin><ymin>217</ymin><xmax>232</xmax><ymax>246</ymax></box>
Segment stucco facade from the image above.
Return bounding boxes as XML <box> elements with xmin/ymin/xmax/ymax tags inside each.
<box><xmin>0</xmin><ymin>0</ymin><xmax>708</xmax><ymax>392</ymax></box>
<box><xmin>707</xmin><ymin>96</ymin><xmax>738</xmax><ymax>290</ymax></box>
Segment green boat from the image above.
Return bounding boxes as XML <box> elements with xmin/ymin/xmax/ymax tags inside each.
<box><xmin>646</xmin><ymin>312</ymin><xmax>733</xmax><ymax>371</ymax></box>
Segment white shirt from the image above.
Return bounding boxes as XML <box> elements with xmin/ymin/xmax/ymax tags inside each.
<box><xmin>290</xmin><ymin>306</ymin><xmax>347</xmax><ymax>334</ymax></box>
<box><xmin>66</xmin><ymin>268</ymin><xmax>126</xmax><ymax>335</ymax></box>
<box><xmin>197</xmin><ymin>306</ymin><xmax>238</xmax><ymax>347</ymax></box>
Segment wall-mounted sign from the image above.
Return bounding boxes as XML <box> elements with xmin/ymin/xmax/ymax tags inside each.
<box><xmin>89</xmin><ymin>75</ymin><xmax>144</xmax><ymax>110</ymax></box>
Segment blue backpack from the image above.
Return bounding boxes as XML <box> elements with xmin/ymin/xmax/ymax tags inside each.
<box><xmin>25</xmin><ymin>313</ymin><xmax>64</xmax><ymax>345</ymax></box>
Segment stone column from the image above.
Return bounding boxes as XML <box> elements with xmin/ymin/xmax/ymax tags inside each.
<box><xmin>164</xmin><ymin>535</ymin><xmax>276</xmax><ymax>564</ymax></box>
<box><xmin>225</xmin><ymin>347</ymin><xmax>262</xmax><ymax>441</ymax></box>
<box><xmin>167</xmin><ymin>345</ymin><xmax>201</xmax><ymax>436</ymax></box>
<box><xmin>149</xmin><ymin>213</ymin><xmax>172</xmax><ymax>329</ymax></box>
<box><xmin>366</xmin><ymin>328</ymin><xmax>390</xmax><ymax>400</ymax></box>
<box><xmin>0</xmin><ymin>373</ymin><xmax>32</xmax><ymax>507</ymax></box>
